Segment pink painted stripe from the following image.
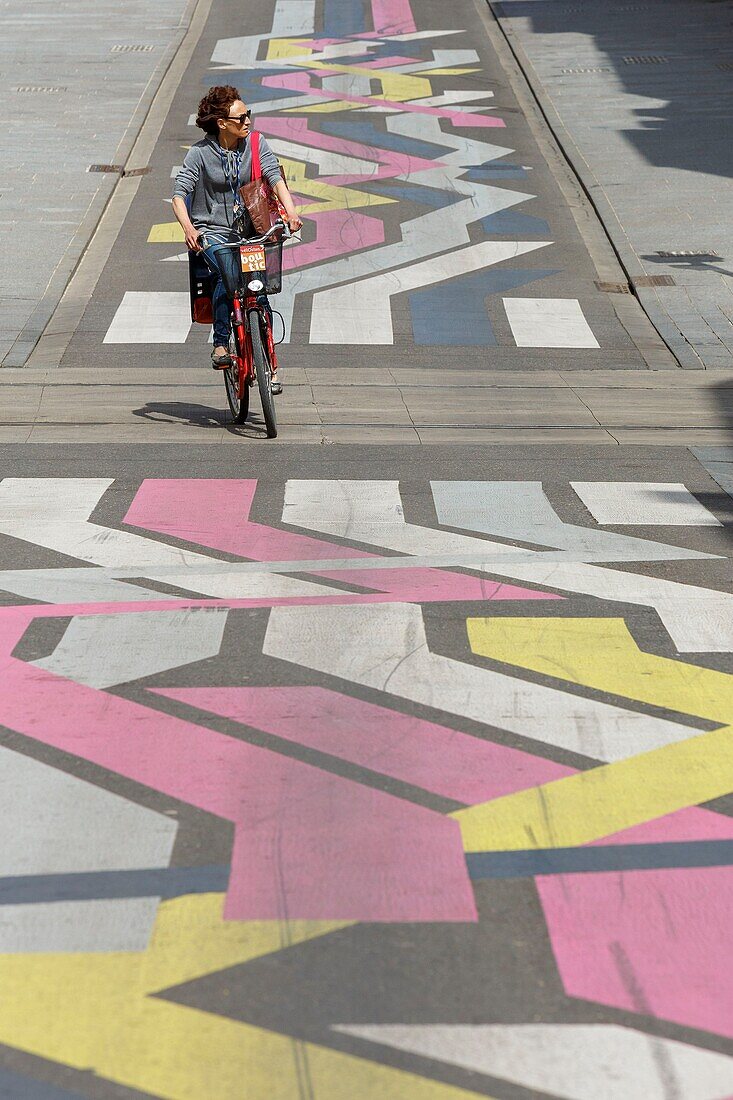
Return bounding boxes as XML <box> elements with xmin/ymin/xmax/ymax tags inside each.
<box><xmin>0</xmin><ymin>608</ymin><xmax>476</xmax><ymax>922</ymax></box>
<box><xmin>283</xmin><ymin>209</ymin><xmax>385</xmax><ymax>271</ymax></box>
<box><xmin>371</xmin><ymin>0</ymin><xmax>416</xmax><ymax>34</ymax></box>
<box><xmin>152</xmin><ymin>685</ymin><xmax>572</xmax><ymax>803</ymax></box>
<box><xmin>123</xmin><ymin>480</ymin><xmax>559</xmax><ymax>604</ymax></box>
<box><xmin>261</xmin><ymin>72</ymin><xmax>505</xmax><ymax>127</ymax></box>
<box><xmin>257</xmin><ymin>115</ymin><xmax>445</xmax><ymax>183</ymax></box>
<box><xmin>538</xmin><ymin>867</ymin><xmax>733</xmax><ymax>1038</ymax></box>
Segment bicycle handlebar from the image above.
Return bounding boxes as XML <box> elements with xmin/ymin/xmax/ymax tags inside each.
<box><xmin>208</xmin><ymin>221</ymin><xmax>290</xmax><ymax>250</ymax></box>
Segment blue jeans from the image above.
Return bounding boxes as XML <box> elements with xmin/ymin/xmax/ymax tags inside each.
<box><xmin>200</xmin><ymin>230</ymin><xmax>272</xmax><ymax>348</ymax></box>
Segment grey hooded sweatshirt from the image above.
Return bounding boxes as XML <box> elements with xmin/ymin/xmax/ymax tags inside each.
<box><xmin>173</xmin><ymin>132</ymin><xmax>282</xmax><ymax>234</ymax></box>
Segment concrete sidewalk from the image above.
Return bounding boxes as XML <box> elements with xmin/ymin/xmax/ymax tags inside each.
<box><xmin>0</xmin><ymin>0</ymin><xmax>194</xmax><ymax>368</ymax></box>
<box><xmin>492</xmin><ymin>0</ymin><xmax>733</xmax><ymax>369</ymax></box>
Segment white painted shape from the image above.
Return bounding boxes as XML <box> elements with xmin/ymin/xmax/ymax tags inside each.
<box><xmin>35</xmin><ymin>608</ymin><xmax>228</xmax><ymax>688</ymax></box>
<box><xmin>504</xmin><ymin>297</ymin><xmax>599</xmax><ymax>348</ymax></box>
<box><xmin>103</xmin><ymin>292</ymin><xmax>191</xmax><ymax>344</ymax></box>
<box><xmin>0</xmin><ymin>568</ymin><xmax>177</xmax><ymax>605</ymax></box>
<box><xmin>283</xmin><ymin>479</ymin><xmax>733</xmax><ymax>651</ymax></box>
<box><xmin>387</xmin><ymin>110</ymin><xmax>514</xmax><ymax>168</ymax></box>
<box><xmin>386</xmin><ymin>50</ymin><xmax>480</xmax><ymax>75</ymax></box>
<box><xmin>160</xmin><ymin>253</ymin><xmax>189</xmax><ymax>262</ymax></box>
<box><xmin>271</xmin><ymin>0</ymin><xmax>316</xmax><ymax>36</ymax></box>
<box><xmin>0</xmin><ymin>479</ymin><xmax>344</xmax><ymax>599</ymax></box>
<box><xmin>309</xmin><ymin>241</ymin><xmax>549</xmax><ymax>344</ymax></box>
<box><xmin>267</xmin><ymin>138</ymin><xmax>375</xmax><ymax>175</ymax></box>
<box><xmin>0</xmin><ymin>898</ymin><xmax>164</xmax><ymax>954</ymax></box>
<box><xmin>321</xmin><ymin>73</ymin><xmax>374</xmax><ymax>96</ymax></box>
<box><xmin>572</xmin><ymin>482</ymin><xmax>722</xmax><ymax>526</ymax></box>
<box><xmin>0</xmin><ymin>747</ymin><xmax>176</xmax><ymax>952</ymax></box>
<box><xmin>170</xmin><ymin>165</ymin><xmax>181</xmax><ymax>177</ymax></box>
<box><xmin>409</xmin><ymin>90</ymin><xmax>495</xmax><ymax>107</ymax></box>
<box><xmin>264</xmin><ymin>602</ymin><xmax>700</xmax><ymax>762</ymax></box>
<box><xmin>334</xmin><ymin>1025</ymin><xmax>733</xmax><ymax>1100</ymax></box>
<box><xmin>387</xmin><ymin>30</ymin><xmax>463</xmax><ymax>41</ymax></box>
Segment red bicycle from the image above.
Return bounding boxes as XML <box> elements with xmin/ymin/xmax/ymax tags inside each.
<box><xmin>208</xmin><ymin>222</ymin><xmax>289</xmax><ymax>438</ymax></box>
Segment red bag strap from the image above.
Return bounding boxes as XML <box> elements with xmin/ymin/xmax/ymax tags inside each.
<box><xmin>250</xmin><ymin>130</ymin><xmax>262</xmax><ymax>182</ymax></box>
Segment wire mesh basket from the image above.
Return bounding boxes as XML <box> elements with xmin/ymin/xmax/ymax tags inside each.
<box><xmin>209</xmin><ymin>237</ymin><xmax>284</xmax><ymax>298</ymax></box>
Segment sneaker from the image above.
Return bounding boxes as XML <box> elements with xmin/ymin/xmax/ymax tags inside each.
<box><xmin>271</xmin><ymin>371</ymin><xmax>283</xmax><ymax>395</ymax></box>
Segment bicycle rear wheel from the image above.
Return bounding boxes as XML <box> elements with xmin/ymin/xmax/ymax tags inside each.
<box><xmin>224</xmin><ymin>328</ymin><xmax>249</xmax><ymax>424</ymax></box>
<box><xmin>248</xmin><ymin>308</ymin><xmax>277</xmax><ymax>439</ymax></box>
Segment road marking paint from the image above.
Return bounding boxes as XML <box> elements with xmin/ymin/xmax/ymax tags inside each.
<box><xmin>103</xmin><ymin>292</ymin><xmax>191</xmax><ymax>344</ymax></box>
<box><xmin>467</xmin><ymin>616</ymin><xmax>733</xmax><ymax>724</ymax></box>
<box><xmin>503</xmin><ymin>297</ymin><xmax>599</xmax><ymax>348</ymax></box>
<box><xmin>334</xmin><ymin>1024</ymin><xmax>733</xmax><ymax>1100</ymax></box>
<box><xmin>263</xmin><ymin>603</ymin><xmax>702</xmax><ymax>761</ymax></box>
<box><xmin>571</xmin><ymin>481</ymin><xmax>722</xmax><ymax>525</ymax></box>
<box><xmin>454</xmin><ymin>723</ymin><xmax>733</xmax><ymax>852</ymax></box>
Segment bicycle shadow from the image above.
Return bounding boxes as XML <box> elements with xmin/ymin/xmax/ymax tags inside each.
<box><xmin>131</xmin><ymin>401</ymin><xmax>271</xmax><ymax>437</ymax></box>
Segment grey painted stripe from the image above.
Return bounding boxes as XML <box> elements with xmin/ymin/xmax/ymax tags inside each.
<box><xmin>0</xmin><ymin>865</ymin><xmax>229</xmax><ymax>905</ymax></box>
<box><xmin>466</xmin><ymin>840</ymin><xmax>733</xmax><ymax>880</ymax></box>
<box><xmin>431</xmin><ymin>480</ymin><xmax>713</xmax><ymax>561</ymax></box>
<box><xmin>0</xmin><ymin>1067</ymin><xmax>85</xmax><ymax>1098</ymax></box>
<box><xmin>35</xmin><ymin>607</ymin><xmax>228</xmax><ymax>688</ymax></box>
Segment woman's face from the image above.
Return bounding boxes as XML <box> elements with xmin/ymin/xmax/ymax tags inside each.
<box><xmin>218</xmin><ymin>100</ymin><xmax>251</xmax><ymax>139</ymax></box>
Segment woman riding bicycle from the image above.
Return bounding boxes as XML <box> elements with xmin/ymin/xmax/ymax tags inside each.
<box><xmin>171</xmin><ymin>85</ymin><xmax>302</xmax><ymax>391</ymax></box>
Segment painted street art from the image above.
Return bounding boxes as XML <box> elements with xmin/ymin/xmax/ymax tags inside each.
<box><xmin>105</xmin><ymin>0</ymin><xmax>600</xmax><ymax>348</ymax></box>
<box><xmin>0</xmin><ymin>473</ymin><xmax>732</xmax><ymax>1097</ymax></box>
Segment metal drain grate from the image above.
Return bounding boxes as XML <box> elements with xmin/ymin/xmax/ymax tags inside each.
<box><xmin>717</xmin><ymin>61</ymin><xmax>733</xmax><ymax>71</ymax></box>
<box><xmin>596</xmin><ymin>281</ymin><xmax>631</xmax><ymax>294</ymax></box>
<box><xmin>634</xmin><ymin>275</ymin><xmax>676</xmax><ymax>286</ymax></box>
<box><xmin>560</xmin><ymin>67</ymin><xmax>612</xmax><ymax>74</ymax></box>
<box><xmin>88</xmin><ymin>164</ymin><xmax>123</xmax><ymax>174</ymax></box>
<box><xmin>623</xmin><ymin>55</ymin><xmax>669</xmax><ymax>64</ymax></box>
<box><xmin>111</xmin><ymin>44</ymin><xmax>155</xmax><ymax>52</ymax></box>
<box><xmin>14</xmin><ymin>85</ymin><xmax>68</xmax><ymax>93</ymax></box>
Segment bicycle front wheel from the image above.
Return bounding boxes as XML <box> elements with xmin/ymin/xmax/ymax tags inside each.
<box><xmin>224</xmin><ymin>328</ymin><xmax>249</xmax><ymax>424</ymax></box>
<box><xmin>248</xmin><ymin>308</ymin><xmax>277</xmax><ymax>439</ymax></box>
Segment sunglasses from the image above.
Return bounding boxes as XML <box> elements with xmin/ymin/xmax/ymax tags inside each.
<box><xmin>225</xmin><ymin>111</ymin><xmax>252</xmax><ymax>124</ymax></box>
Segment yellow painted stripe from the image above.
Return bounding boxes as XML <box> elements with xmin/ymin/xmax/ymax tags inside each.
<box><xmin>289</xmin><ymin>58</ymin><xmax>432</xmax><ymax>102</ymax></box>
<box><xmin>148</xmin><ymin>222</ymin><xmax>185</xmax><ymax>243</ymax></box>
<box><xmin>280</xmin><ymin>158</ymin><xmax>395</xmax><ymax>213</ymax></box>
<box><xmin>0</xmin><ymin>894</ymin><xmax>488</xmax><ymax>1099</ymax></box>
<box><xmin>467</xmin><ymin>616</ymin><xmax>733</xmax><ymax>724</ymax></box>
<box><xmin>454</xmin><ymin>723</ymin><xmax>733</xmax><ymax>852</ymax></box>
<box><xmin>267</xmin><ymin>37</ymin><xmax>313</xmax><ymax>60</ymax></box>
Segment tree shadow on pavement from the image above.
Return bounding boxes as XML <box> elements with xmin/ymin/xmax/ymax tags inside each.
<box><xmin>513</xmin><ymin>0</ymin><xmax>733</xmax><ymax>181</ymax></box>
<box><xmin>641</xmin><ymin>254</ymin><xmax>733</xmax><ymax>279</ymax></box>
